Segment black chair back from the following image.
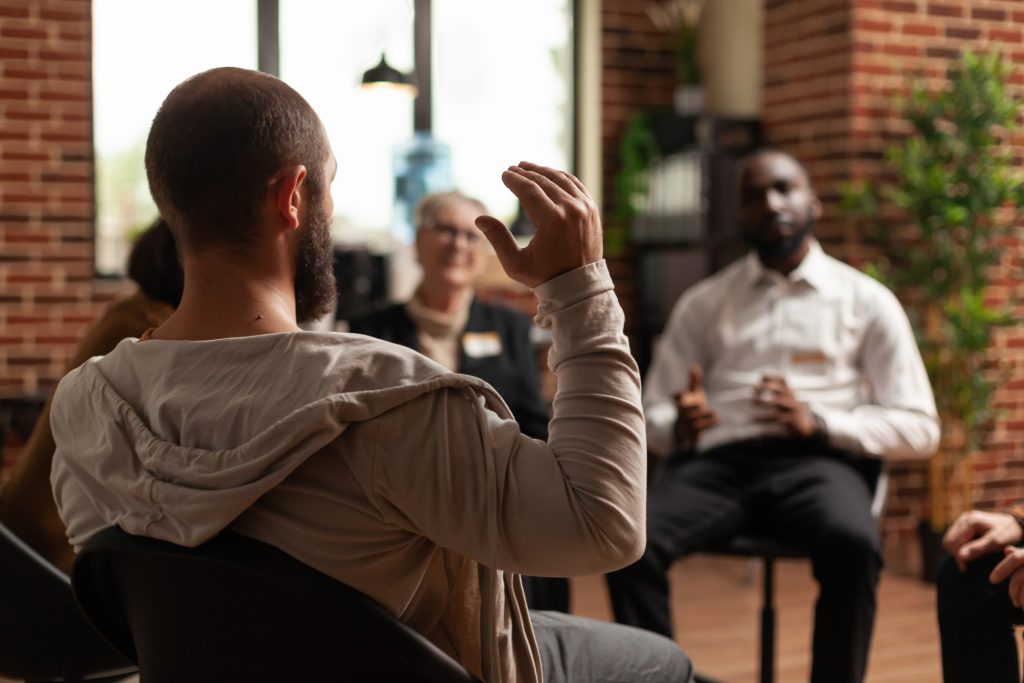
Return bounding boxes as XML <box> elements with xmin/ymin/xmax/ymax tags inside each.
<box><xmin>72</xmin><ymin>526</ymin><xmax>480</xmax><ymax>683</ymax></box>
<box><xmin>0</xmin><ymin>522</ymin><xmax>135</xmax><ymax>682</ymax></box>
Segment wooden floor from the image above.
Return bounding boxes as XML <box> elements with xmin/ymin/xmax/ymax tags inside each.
<box><xmin>571</xmin><ymin>555</ymin><xmax>943</xmax><ymax>683</ymax></box>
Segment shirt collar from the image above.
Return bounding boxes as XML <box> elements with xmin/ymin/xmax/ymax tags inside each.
<box><xmin>744</xmin><ymin>239</ymin><xmax>832</xmax><ymax>293</ymax></box>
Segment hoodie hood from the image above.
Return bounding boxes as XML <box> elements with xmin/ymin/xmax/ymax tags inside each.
<box><xmin>51</xmin><ymin>331</ymin><xmax>508</xmax><ymax>548</ymax></box>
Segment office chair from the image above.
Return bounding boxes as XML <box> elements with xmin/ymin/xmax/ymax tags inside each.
<box><xmin>0</xmin><ymin>522</ymin><xmax>136</xmax><ymax>683</ymax></box>
<box><xmin>698</xmin><ymin>460</ymin><xmax>889</xmax><ymax>683</ymax></box>
<box><xmin>72</xmin><ymin>526</ymin><xmax>480</xmax><ymax>683</ymax></box>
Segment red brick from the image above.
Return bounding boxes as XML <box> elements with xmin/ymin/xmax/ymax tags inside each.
<box><xmin>927</xmin><ymin>3</ymin><xmax>962</xmax><ymax>18</ymax></box>
<box><xmin>855</xmin><ymin>18</ymin><xmax>893</xmax><ymax>32</ymax></box>
<box><xmin>990</xmin><ymin>29</ymin><xmax>1023</xmax><ymax>43</ymax></box>
<box><xmin>927</xmin><ymin>45</ymin><xmax>961</xmax><ymax>59</ymax></box>
<box><xmin>8</xmin><ymin>315</ymin><xmax>51</xmax><ymax>325</ymax></box>
<box><xmin>946</xmin><ymin>26</ymin><xmax>982</xmax><ymax>40</ymax></box>
<box><xmin>37</xmin><ymin>49</ymin><xmax>88</xmax><ymax>62</ymax></box>
<box><xmin>5</xmin><ymin>233</ymin><xmax>51</xmax><ymax>243</ymax></box>
<box><xmin>903</xmin><ymin>22</ymin><xmax>940</xmax><ymax>37</ymax></box>
<box><xmin>2</xmin><ymin>151</ymin><xmax>50</xmax><ymax>161</ymax></box>
<box><xmin>882</xmin><ymin>0</ymin><xmax>919</xmax><ymax>12</ymax></box>
<box><xmin>39</xmin><ymin>8</ymin><xmax>89</xmax><ymax>22</ymax></box>
<box><xmin>1</xmin><ymin>26</ymin><xmax>48</xmax><ymax>40</ymax></box>
<box><xmin>882</xmin><ymin>43</ymin><xmax>921</xmax><ymax>57</ymax></box>
<box><xmin>973</xmin><ymin>7</ymin><xmax>1006</xmax><ymax>22</ymax></box>
<box><xmin>8</xmin><ymin>275</ymin><xmax>53</xmax><ymax>284</ymax></box>
<box><xmin>7</xmin><ymin>357</ymin><xmax>53</xmax><ymax>367</ymax></box>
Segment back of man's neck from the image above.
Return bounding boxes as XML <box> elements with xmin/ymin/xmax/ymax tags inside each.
<box><xmin>149</xmin><ymin>259</ymin><xmax>301</xmax><ymax>341</ymax></box>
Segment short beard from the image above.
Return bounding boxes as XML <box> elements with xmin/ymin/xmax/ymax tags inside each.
<box><xmin>294</xmin><ymin>198</ymin><xmax>337</xmax><ymax>325</ymax></box>
<box><xmin>749</xmin><ymin>213</ymin><xmax>815</xmax><ymax>266</ymax></box>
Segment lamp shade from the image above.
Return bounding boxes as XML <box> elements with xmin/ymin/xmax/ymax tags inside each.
<box><xmin>360</xmin><ymin>53</ymin><xmax>417</xmax><ymax>95</ymax></box>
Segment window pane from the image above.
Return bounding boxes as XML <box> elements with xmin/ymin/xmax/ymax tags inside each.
<box><xmin>280</xmin><ymin>0</ymin><xmax>415</xmax><ymax>246</ymax></box>
<box><xmin>282</xmin><ymin>0</ymin><xmax>572</xmax><ymax>244</ymax></box>
<box><xmin>434</xmin><ymin>0</ymin><xmax>573</xmax><ymax>220</ymax></box>
<box><xmin>92</xmin><ymin>0</ymin><xmax>257</xmax><ymax>274</ymax></box>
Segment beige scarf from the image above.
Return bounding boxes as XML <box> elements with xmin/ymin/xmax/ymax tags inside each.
<box><xmin>404</xmin><ymin>288</ymin><xmax>472</xmax><ymax>371</ymax></box>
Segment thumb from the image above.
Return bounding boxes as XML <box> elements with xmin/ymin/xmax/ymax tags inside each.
<box><xmin>476</xmin><ymin>215</ymin><xmax>522</xmax><ymax>271</ymax></box>
<box><xmin>959</xmin><ymin>533</ymin><xmax>997</xmax><ymax>564</ymax></box>
<box><xmin>689</xmin><ymin>364</ymin><xmax>703</xmax><ymax>392</ymax></box>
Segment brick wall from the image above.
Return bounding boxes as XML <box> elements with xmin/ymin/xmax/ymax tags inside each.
<box><xmin>0</xmin><ymin>0</ymin><xmax>122</xmax><ymax>405</ymax></box>
<box><xmin>601</xmin><ymin>0</ymin><xmax>678</xmax><ymax>340</ymax></box>
<box><xmin>763</xmin><ymin>0</ymin><xmax>1024</xmax><ymax>574</ymax></box>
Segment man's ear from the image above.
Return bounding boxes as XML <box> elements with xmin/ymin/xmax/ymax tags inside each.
<box><xmin>273</xmin><ymin>165</ymin><xmax>308</xmax><ymax>230</ymax></box>
<box><xmin>810</xmin><ymin>192</ymin><xmax>823</xmax><ymax>222</ymax></box>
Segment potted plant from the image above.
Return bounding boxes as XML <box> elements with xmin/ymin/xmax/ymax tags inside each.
<box><xmin>645</xmin><ymin>0</ymin><xmax>706</xmax><ymax>114</ymax></box>
<box><xmin>843</xmin><ymin>51</ymin><xmax>1024</xmax><ymax>579</ymax></box>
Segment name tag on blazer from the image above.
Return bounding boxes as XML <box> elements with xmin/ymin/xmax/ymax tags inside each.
<box><xmin>462</xmin><ymin>332</ymin><xmax>503</xmax><ymax>358</ymax></box>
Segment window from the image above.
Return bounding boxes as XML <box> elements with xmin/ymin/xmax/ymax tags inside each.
<box><xmin>92</xmin><ymin>0</ymin><xmax>257</xmax><ymax>275</ymax></box>
<box><xmin>93</xmin><ymin>0</ymin><xmax>573</xmax><ymax>271</ymax></box>
<box><xmin>433</xmin><ymin>0</ymin><xmax>573</xmax><ymax>222</ymax></box>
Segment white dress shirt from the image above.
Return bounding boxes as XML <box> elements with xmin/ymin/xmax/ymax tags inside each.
<box><xmin>644</xmin><ymin>240</ymin><xmax>940</xmax><ymax>459</ymax></box>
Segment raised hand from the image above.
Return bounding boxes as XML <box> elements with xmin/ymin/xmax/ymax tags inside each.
<box><xmin>753</xmin><ymin>374</ymin><xmax>821</xmax><ymax>439</ymax></box>
<box><xmin>475</xmin><ymin>162</ymin><xmax>603</xmax><ymax>288</ymax></box>
<box><xmin>943</xmin><ymin>509</ymin><xmax>1024</xmax><ymax>572</ymax></box>
<box><xmin>674</xmin><ymin>364</ymin><xmax>719</xmax><ymax>447</ymax></box>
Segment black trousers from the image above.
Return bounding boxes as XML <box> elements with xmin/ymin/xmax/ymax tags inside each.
<box><xmin>937</xmin><ymin>552</ymin><xmax>1024</xmax><ymax>683</ymax></box>
<box><xmin>605</xmin><ymin>439</ymin><xmax>882</xmax><ymax>683</ymax></box>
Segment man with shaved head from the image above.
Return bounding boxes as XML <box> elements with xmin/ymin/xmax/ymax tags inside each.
<box><xmin>607</xmin><ymin>149</ymin><xmax>940</xmax><ymax>683</ymax></box>
<box><xmin>48</xmin><ymin>67</ymin><xmax>691</xmax><ymax>682</ymax></box>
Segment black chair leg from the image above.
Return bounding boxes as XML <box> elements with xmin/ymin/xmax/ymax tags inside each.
<box><xmin>760</xmin><ymin>557</ymin><xmax>775</xmax><ymax>683</ymax></box>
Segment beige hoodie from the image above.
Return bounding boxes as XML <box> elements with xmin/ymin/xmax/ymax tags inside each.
<box><xmin>51</xmin><ymin>261</ymin><xmax>645</xmax><ymax>683</ymax></box>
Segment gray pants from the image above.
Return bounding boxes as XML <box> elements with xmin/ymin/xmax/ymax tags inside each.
<box><xmin>532</xmin><ymin>610</ymin><xmax>693</xmax><ymax>683</ymax></box>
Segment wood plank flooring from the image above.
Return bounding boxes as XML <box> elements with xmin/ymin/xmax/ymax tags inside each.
<box><xmin>571</xmin><ymin>555</ymin><xmax>944</xmax><ymax>683</ymax></box>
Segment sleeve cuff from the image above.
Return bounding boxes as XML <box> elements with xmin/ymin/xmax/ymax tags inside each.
<box><xmin>533</xmin><ymin>260</ymin><xmax>613</xmax><ymax>328</ymax></box>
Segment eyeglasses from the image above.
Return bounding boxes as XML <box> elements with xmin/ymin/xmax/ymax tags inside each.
<box><xmin>426</xmin><ymin>223</ymin><xmax>483</xmax><ymax>247</ymax></box>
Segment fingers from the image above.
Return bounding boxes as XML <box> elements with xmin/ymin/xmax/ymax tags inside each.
<box><xmin>688</xmin><ymin>364</ymin><xmax>703</xmax><ymax>392</ymax></box>
<box><xmin>755</xmin><ymin>374</ymin><xmax>790</xmax><ymax>397</ymax></box>
<box><xmin>518</xmin><ymin>161</ymin><xmax>588</xmax><ymax>199</ymax></box>
<box><xmin>501</xmin><ymin>167</ymin><xmax>560</xmax><ymax>221</ymax></box>
<box><xmin>691</xmin><ymin>412</ymin><xmax>720</xmax><ymax>431</ymax></box>
<box><xmin>957</xmin><ymin>534</ymin><xmax>999</xmax><ymax>570</ymax></box>
<box><xmin>475</xmin><ymin>215</ymin><xmax>525</xmax><ymax>280</ymax></box>
<box><xmin>989</xmin><ymin>546</ymin><xmax>1024</xmax><ymax>585</ymax></box>
<box><xmin>943</xmin><ymin>511</ymin><xmax>1000</xmax><ymax>572</ymax></box>
<box><xmin>1010</xmin><ymin>564</ymin><xmax>1024</xmax><ymax>608</ymax></box>
<box><xmin>942</xmin><ymin>515</ymin><xmax>980</xmax><ymax>571</ymax></box>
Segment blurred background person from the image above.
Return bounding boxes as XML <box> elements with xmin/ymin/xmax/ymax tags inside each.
<box><xmin>0</xmin><ymin>218</ymin><xmax>183</xmax><ymax>573</ymax></box>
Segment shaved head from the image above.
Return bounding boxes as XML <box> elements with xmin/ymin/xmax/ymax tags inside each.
<box><xmin>145</xmin><ymin>67</ymin><xmax>329</xmax><ymax>252</ymax></box>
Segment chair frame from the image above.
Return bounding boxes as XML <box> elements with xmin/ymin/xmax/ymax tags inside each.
<box><xmin>0</xmin><ymin>521</ymin><xmax>136</xmax><ymax>683</ymax></box>
<box><xmin>72</xmin><ymin>526</ymin><xmax>480</xmax><ymax>683</ymax></box>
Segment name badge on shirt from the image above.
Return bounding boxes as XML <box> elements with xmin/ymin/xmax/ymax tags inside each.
<box><xmin>791</xmin><ymin>350</ymin><xmax>828</xmax><ymax>366</ymax></box>
<box><xmin>462</xmin><ymin>332</ymin><xmax>502</xmax><ymax>358</ymax></box>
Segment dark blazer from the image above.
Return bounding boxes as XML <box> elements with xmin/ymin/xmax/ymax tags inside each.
<box><xmin>348</xmin><ymin>299</ymin><xmax>549</xmax><ymax>440</ymax></box>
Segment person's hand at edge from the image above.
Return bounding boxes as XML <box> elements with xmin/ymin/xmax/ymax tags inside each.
<box><xmin>990</xmin><ymin>545</ymin><xmax>1024</xmax><ymax>607</ymax></box>
<box><xmin>475</xmin><ymin>161</ymin><xmax>603</xmax><ymax>288</ymax></box>
<box><xmin>674</xmin><ymin>364</ymin><xmax>719</xmax><ymax>448</ymax></box>
<box><xmin>943</xmin><ymin>509</ymin><xmax>1024</xmax><ymax>572</ymax></box>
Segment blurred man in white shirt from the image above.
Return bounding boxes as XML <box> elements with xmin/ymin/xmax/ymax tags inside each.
<box><xmin>606</xmin><ymin>149</ymin><xmax>939</xmax><ymax>683</ymax></box>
